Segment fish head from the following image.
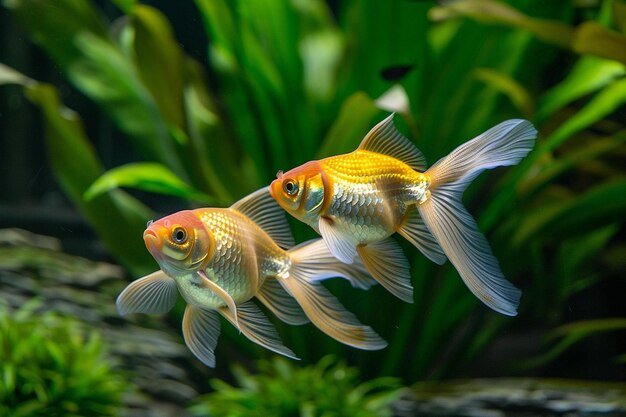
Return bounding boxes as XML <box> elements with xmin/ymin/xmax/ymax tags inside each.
<box><xmin>143</xmin><ymin>210</ymin><xmax>214</xmax><ymax>277</ymax></box>
<box><xmin>270</xmin><ymin>161</ymin><xmax>325</xmax><ymax>225</ymax></box>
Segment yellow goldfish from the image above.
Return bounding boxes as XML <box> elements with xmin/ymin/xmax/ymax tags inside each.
<box><xmin>116</xmin><ymin>188</ymin><xmax>385</xmax><ymax>367</ymax></box>
<box><xmin>270</xmin><ymin>114</ymin><xmax>536</xmax><ymax>316</ymax></box>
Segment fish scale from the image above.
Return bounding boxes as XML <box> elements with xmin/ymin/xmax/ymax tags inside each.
<box><xmin>197</xmin><ymin>209</ymin><xmax>277</xmax><ymax>304</ymax></box>
<box><xmin>320</xmin><ymin>150</ymin><xmax>428</xmax><ymax>244</ymax></box>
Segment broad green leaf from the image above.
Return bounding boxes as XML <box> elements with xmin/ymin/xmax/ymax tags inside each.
<box><xmin>514</xmin><ymin>180</ymin><xmax>626</xmax><ymax>245</ymax></box>
<box><xmin>183</xmin><ymin>60</ymin><xmax>251</xmax><ymax>202</ymax></box>
<box><xmin>0</xmin><ymin>65</ymin><xmax>153</xmax><ymax>275</ymax></box>
<box><xmin>573</xmin><ymin>22</ymin><xmax>626</xmax><ymax>66</ymax></box>
<box><xmin>111</xmin><ymin>0</ymin><xmax>136</xmax><ymax>14</ymax></box>
<box><xmin>428</xmin><ymin>0</ymin><xmax>575</xmax><ymax>48</ymax></box>
<box><xmin>615</xmin><ymin>1</ymin><xmax>626</xmax><ymax>33</ymax></box>
<box><xmin>3</xmin><ymin>0</ymin><xmax>109</xmax><ymax>64</ymax></box>
<box><xmin>545</xmin><ymin>77</ymin><xmax>626</xmax><ymax>151</ymax></box>
<box><xmin>537</xmin><ymin>56</ymin><xmax>626</xmax><ymax>122</ymax></box>
<box><xmin>519</xmin><ymin>132</ymin><xmax>626</xmax><ymax>199</ymax></box>
<box><xmin>294</xmin><ymin>0</ymin><xmax>344</xmax><ymax>103</ymax></box>
<box><xmin>26</xmin><ymin>83</ymin><xmax>154</xmax><ymax>276</ymax></box>
<box><xmin>84</xmin><ymin>162</ymin><xmax>218</xmax><ymax>204</ymax></box>
<box><xmin>71</xmin><ymin>32</ymin><xmax>183</xmax><ymax>173</ymax></box>
<box><xmin>316</xmin><ymin>92</ymin><xmax>379</xmax><ymax>158</ymax></box>
<box><xmin>473</xmin><ymin>67</ymin><xmax>534</xmax><ymax>117</ymax></box>
<box><xmin>7</xmin><ymin>0</ymin><xmax>186</xmax><ymax>176</ymax></box>
<box><xmin>131</xmin><ymin>5</ymin><xmax>186</xmax><ymax>131</ymax></box>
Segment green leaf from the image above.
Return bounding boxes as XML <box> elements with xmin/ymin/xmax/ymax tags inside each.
<box><xmin>544</xmin><ymin>77</ymin><xmax>626</xmax><ymax>151</ymax></box>
<box><xmin>111</xmin><ymin>0</ymin><xmax>136</xmax><ymax>14</ymax></box>
<box><xmin>514</xmin><ymin>180</ymin><xmax>626</xmax><ymax>245</ymax></box>
<box><xmin>522</xmin><ymin>318</ymin><xmax>626</xmax><ymax>368</ymax></box>
<box><xmin>7</xmin><ymin>0</ymin><xmax>186</xmax><ymax>176</ymax></box>
<box><xmin>473</xmin><ymin>67</ymin><xmax>534</xmax><ymax>117</ymax></box>
<box><xmin>0</xmin><ymin>65</ymin><xmax>154</xmax><ymax>276</ymax></box>
<box><xmin>317</xmin><ymin>92</ymin><xmax>380</xmax><ymax>158</ymax></box>
<box><xmin>518</xmin><ymin>131</ymin><xmax>626</xmax><ymax>200</ymax></box>
<box><xmin>537</xmin><ymin>56</ymin><xmax>626</xmax><ymax>121</ymax></box>
<box><xmin>573</xmin><ymin>22</ymin><xmax>626</xmax><ymax>66</ymax></box>
<box><xmin>428</xmin><ymin>0</ymin><xmax>575</xmax><ymax>48</ymax></box>
<box><xmin>85</xmin><ymin>162</ymin><xmax>218</xmax><ymax>204</ymax></box>
<box><xmin>294</xmin><ymin>0</ymin><xmax>344</xmax><ymax>103</ymax></box>
<box><xmin>614</xmin><ymin>1</ymin><xmax>626</xmax><ymax>34</ymax></box>
<box><xmin>183</xmin><ymin>60</ymin><xmax>253</xmax><ymax>201</ymax></box>
<box><xmin>131</xmin><ymin>5</ymin><xmax>186</xmax><ymax>131</ymax></box>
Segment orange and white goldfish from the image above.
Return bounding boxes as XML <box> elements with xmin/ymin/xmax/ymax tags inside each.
<box><xmin>270</xmin><ymin>115</ymin><xmax>536</xmax><ymax>316</ymax></box>
<box><xmin>116</xmin><ymin>188</ymin><xmax>385</xmax><ymax>367</ymax></box>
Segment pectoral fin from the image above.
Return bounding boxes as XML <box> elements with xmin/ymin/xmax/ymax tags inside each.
<box><xmin>198</xmin><ymin>270</ymin><xmax>239</xmax><ymax>329</ymax></box>
<box><xmin>257</xmin><ymin>279</ymin><xmax>309</xmax><ymax>325</ymax></box>
<box><xmin>218</xmin><ymin>301</ymin><xmax>299</xmax><ymax>360</ymax></box>
<box><xmin>182</xmin><ymin>305</ymin><xmax>221</xmax><ymax>367</ymax></box>
<box><xmin>357</xmin><ymin>238</ymin><xmax>413</xmax><ymax>303</ymax></box>
<box><xmin>116</xmin><ymin>270</ymin><xmax>177</xmax><ymax>315</ymax></box>
<box><xmin>318</xmin><ymin>216</ymin><xmax>357</xmax><ymax>264</ymax></box>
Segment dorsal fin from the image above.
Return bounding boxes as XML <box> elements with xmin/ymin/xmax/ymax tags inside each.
<box><xmin>358</xmin><ymin>113</ymin><xmax>428</xmax><ymax>172</ymax></box>
<box><xmin>230</xmin><ymin>187</ymin><xmax>295</xmax><ymax>249</ymax></box>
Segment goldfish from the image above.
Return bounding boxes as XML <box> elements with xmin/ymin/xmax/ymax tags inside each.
<box><xmin>270</xmin><ymin>114</ymin><xmax>536</xmax><ymax>316</ymax></box>
<box><xmin>116</xmin><ymin>187</ymin><xmax>385</xmax><ymax>367</ymax></box>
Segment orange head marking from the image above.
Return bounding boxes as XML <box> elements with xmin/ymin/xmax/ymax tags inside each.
<box><xmin>144</xmin><ymin>210</ymin><xmax>213</xmax><ymax>277</ymax></box>
<box><xmin>270</xmin><ymin>161</ymin><xmax>326</xmax><ymax>224</ymax></box>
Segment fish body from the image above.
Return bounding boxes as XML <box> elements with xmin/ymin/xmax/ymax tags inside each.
<box><xmin>319</xmin><ymin>149</ymin><xmax>430</xmax><ymax>244</ymax></box>
<box><xmin>271</xmin><ymin>114</ymin><xmax>537</xmax><ymax>315</ymax></box>
<box><xmin>173</xmin><ymin>209</ymin><xmax>283</xmax><ymax>307</ymax></box>
<box><xmin>117</xmin><ymin>187</ymin><xmax>385</xmax><ymax>367</ymax></box>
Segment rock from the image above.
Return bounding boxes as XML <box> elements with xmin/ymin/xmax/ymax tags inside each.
<box><xmin>394</xmin><ymin>378</ymin><xmax>626</xmax><ymax>417</ymax></box>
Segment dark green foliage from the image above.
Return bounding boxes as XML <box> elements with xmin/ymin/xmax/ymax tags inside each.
<box><xmin>0</xmin><ymin>301</ymin><xmax>131</xmax><ymax>417</ymax></box>
<box><xmin>189</xmin><ymin>356</ymin><xmax>402</xmax><ymax>417</ymax></box>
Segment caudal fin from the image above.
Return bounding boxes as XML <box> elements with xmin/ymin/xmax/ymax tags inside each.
<box><xmin>278</xmin><ymin>239</ymin><xmax>387</xmax><ymax>350</ymax></box>
<box><xmin>419</xmin><ymin>119</ymin><xmax>537</xmax><ymax>316</ymax></box>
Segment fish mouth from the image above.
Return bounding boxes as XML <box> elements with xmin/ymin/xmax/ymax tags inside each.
<box><xmin>143</xmin><ymin>229</ymin><xmax>161</xmax><ymax>254</ymax></box>
<box><xmin>268</xmin><ymin>180</ymin><xmax>278</xmax><ymax>199</ymax></box>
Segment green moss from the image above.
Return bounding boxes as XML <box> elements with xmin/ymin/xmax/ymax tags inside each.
<box><xmin>0</xmin><ymin>301</ymin><xmax>132</xmax><ymax>417</ymax></box>
<box><xmin>190</xmin><ymin>356</ymin><xmax>402</xmax><ymax>417</ymax></box>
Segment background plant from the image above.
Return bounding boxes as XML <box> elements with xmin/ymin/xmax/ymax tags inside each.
<box><xmin>1</xmin><ymin>0</ymin><xmax>625</xmax><ymax>382</ymax></box>
<box><xmin>0</xmin><ymin>301</ymin><xmax>131</xmax><ymax>417</ymax></box>
<box><xmin>189</xmin><ymin>356</ymin><xmax>401</xmax><ymax>417</ymax></box>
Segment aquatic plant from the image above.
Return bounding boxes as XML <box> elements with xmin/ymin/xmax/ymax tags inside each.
<box><xmin>1</xmin><ymin>0</ymin><xmax>625</xmax><ymax>381</ymax></box>
<box><xmin>0</xmin><ymin>301</ymin><xmax>131</xmax><ymax>417</ymax></box>
<box><xmin>189</xmin><ymin>356</ymin><xmax>402</xmax><ymax>417</ymax></box>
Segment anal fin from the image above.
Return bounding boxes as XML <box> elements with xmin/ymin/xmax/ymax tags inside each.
<box><xmin>219</xmin><ymin>301</ymin><xmax>299</xmax><ymax>360</ymax></box>
<box><xmin>257</xmin><ymin>279</ymin><xmax>309</xmax><ymax>325</ymax></box>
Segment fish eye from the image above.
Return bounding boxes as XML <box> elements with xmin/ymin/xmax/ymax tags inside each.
<box><xmin>283</xmin><ymin>179</ymin><xmax>299</xmax><ymax>196</ymax></box>
<box><xmin>171</xmin><ymin>227</ymin><xmax>187</xmax><ymax>244</ymax></box>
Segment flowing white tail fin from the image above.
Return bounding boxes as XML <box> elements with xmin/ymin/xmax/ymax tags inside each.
<box><xmin>277</xmin><ymin>239</ymin><xmax>387</xmax><ymax>350</ymax></box>
<box><xmin>418</xmin><ymin>119</ymin><xmax>537</xmax><ymax>316</ymax></box>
